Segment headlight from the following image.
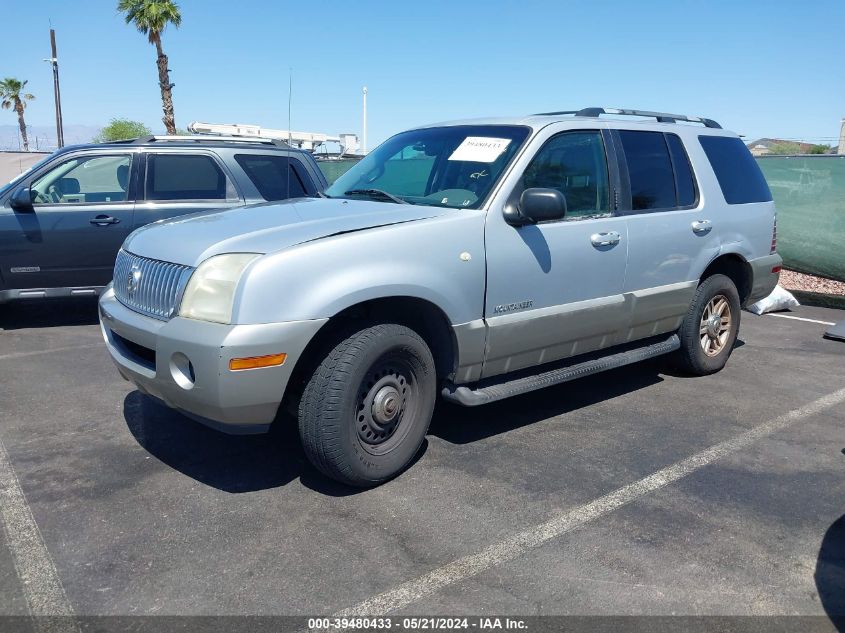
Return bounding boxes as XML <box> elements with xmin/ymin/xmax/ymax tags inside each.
<box><xmin>179</xmin><ymin>253</ymin><xmax>259</xmax><ymax>324</ymax></box>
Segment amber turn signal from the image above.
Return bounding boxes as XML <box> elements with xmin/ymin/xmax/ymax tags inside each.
<box><xmin>228</xmin><ymin>353</ymin><xmax>287</xmax><ymax>371</ymax></box>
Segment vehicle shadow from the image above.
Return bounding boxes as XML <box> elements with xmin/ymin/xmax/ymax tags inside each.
<box><xmin>816</xmin><ymin>513</ymin><xmax>845</xmax><ymax>629</ymax></box>
<box><xmin>429</xmin><ymin>358</ymin><xmax>666</xmax><ymax>444</ymax></box>
<box><xmin>0</xmin><ymin>297</ymin><xmax>99</xmax><ymax>330</ymax></box>
<box><xmin>123</xmin><ymin>391</ymin><xmax>305</xmax><ymax>494</ymax></box>
<box><xmin>123</xmin><ymin>357</ymin><xmax>672</xmax><ymax>494</ymax></box>
<box><xmin>122</xmin><ymin>390</ymin><xmax>424</xmax><ymax>497</ymax></box>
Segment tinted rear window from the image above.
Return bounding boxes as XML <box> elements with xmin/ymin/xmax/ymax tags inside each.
<box><xmin>235</xmin><ymin>154</ymin><xmax>308</xmax><ymax>201</ymax></box>
<box><xmin>699</xmin><ymin>136</ymin><xmax>772</xmax><ymax>204</ymax></box>
<box><xmin>619</xmin><ymin>130</ymin><xmax>676</xmax><ymax>210</ymax></box>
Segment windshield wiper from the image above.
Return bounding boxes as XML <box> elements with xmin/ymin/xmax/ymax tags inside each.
<box><xmin>344</xmin><ymin>188</ymin><xmax>409</xmax><ymax>204</ymax></box>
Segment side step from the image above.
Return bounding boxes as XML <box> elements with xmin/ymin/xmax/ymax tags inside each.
<box><xmin>441</xmin><ymin>334</ymin><xmax>680</xmax><ymax>407</ymax></box>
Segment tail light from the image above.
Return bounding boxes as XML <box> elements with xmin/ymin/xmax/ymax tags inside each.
<box><xmin>770</xmin><ymin>216</ymin><xmax>777</xmax><ymax>253</ymax></box>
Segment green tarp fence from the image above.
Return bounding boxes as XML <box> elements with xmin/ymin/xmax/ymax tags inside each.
<box><xmin>757</xmin><ymin>156</ymin><xmax>845</xmax><ymax>281</ymax></box>
<box><xmin>317</xmin><ymin>159</ymin><xmax>359</xmax><ymax>186</ymax></box>
<box><xmin>318</xmin><ymin>156</ymin><xmax>845</xmax><ymax>282</ymax></box>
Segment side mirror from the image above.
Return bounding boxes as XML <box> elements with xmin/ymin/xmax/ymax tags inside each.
<box><xmin>517</xmin><ymin>188</ymin><xmax>567</xmax><ymax>224</ymax></box>
<box><xmin>9</xmin><ymin>186</ymin><xmax>34</xmax><ymax>212</ymax></box>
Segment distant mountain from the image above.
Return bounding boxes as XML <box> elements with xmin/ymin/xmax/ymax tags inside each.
<box><xmin>0</xmin><ymin>124</ymin><xmax>103</xmax><ymax>151</ymax></box>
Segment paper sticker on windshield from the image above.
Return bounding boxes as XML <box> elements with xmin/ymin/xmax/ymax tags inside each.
<box><xmin>448</xmin><ymin>137</ymin><xmax>512</xmax><ymax>163</ymax></box>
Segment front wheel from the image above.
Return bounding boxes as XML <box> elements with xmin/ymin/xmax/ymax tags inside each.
<box><xmin>674</xmin><ymin>274</ymin><xmax>741</xmax><ymax>376</ymax></box>
<box><xmin>298</xmin><ymin>323</ymin><xmax>436</xmax><ymax>487</ymax></box>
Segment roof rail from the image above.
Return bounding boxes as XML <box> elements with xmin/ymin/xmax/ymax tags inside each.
<box><xmin>131</xmin><ymin>135</ymin><xmax>290</xmax><ymax>148</ymax></box>
<box><xmin>534</xmin><ymin>107</ymin><xmax>722</xmax><ymax>129</ymax></box>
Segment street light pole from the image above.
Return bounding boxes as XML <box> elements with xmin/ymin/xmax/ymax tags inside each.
<box><xmin>362</xmin><ymin>86</ymin><xmax>368</xmax><ymax>154</ymax></box>
<box><xmin>47</xmin><ymin>29</ymin><xmax>64</xmax><ymax>149</ymax></box>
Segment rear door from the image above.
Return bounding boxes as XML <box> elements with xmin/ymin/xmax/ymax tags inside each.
<box><xmin>617</xmin><ymin>129</ymin><xmax>721</xmax><ymax>340</ymax></box>
<box><xmin>132</xmin><ymin>151</ymin><xmax>243</xmax><ymax>229</ymax></box>
<box><xmin>0</xmin><ymin>151</ymin><xmax>136</xmax><ymax>290</ymax></box>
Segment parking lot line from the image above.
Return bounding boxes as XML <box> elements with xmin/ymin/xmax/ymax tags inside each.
<box><xmin>0</xmin><ymin>344</ymin><xmax>95</xmax><ymax>362</ymax></box>
<box><xmin>767</xmin><ymin>314</ymin><xmax>836</xmax><ymax>326</ymax></box>
<box><xmin>335</xmin><ymin>386</ymin><xmax>845</xmax><ymax>617</ymax></box>
<box><xmin>0</xmin><ymin>436</ymin><xmax>77</xmax><ymax>626</ymax></box>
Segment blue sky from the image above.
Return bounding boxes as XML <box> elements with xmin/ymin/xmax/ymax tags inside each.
<box><xmin>3</xmin><ymin>0</ymin><xmax>844</xmax><ymax>148</ymax></box>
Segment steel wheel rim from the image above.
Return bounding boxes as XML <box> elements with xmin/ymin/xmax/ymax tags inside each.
<box><xmin>699</xmin><ymin>294</ymin><xmax>732</xmax><ymax>357</ymax></box>
<box><xmin>355</xmin><ymin>354</ymin><xmax>419</xmax><ymax>456</ymax></box>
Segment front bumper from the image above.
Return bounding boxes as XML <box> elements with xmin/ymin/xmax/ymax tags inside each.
<box><xmin>99</xmin><ymin>287</ymin><xmax>327</xmax><ymax>433</ymax></box>
<box><xmin>747</xmin><ymin>253</ymin><xmax>783</xmax><ymax>305</ymax></box>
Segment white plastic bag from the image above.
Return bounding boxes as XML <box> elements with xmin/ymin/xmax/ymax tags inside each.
<box><xmin>747</xmin><ymin>284</ymin><xmax>800</xmax><ymax>315</ymax></box>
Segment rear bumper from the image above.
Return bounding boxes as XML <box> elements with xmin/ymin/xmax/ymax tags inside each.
<box><xmin>99</xmin><ymin>287</ymin><xmax>327</xmax><ymax>433</ymax></box>
<box><xmin>747</xmin><ymin>253</ymin><xmax>783</xmax><ymax>305</ymax></box>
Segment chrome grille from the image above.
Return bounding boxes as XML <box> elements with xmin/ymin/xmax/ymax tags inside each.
<box><xmin>113</xmin><ymin>250</ymin><xmax>194</xmax><ymax>320</ymax></box>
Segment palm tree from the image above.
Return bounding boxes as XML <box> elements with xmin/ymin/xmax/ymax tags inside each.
<box><xmin>0</xmin><ymin>78</ymin><xmax>35</xmax><ymax>151</ymax></box>
<box><xmin>118</xmin><ymin>0</ymin><xmax>182</xmax><ymax>135</ymax></box>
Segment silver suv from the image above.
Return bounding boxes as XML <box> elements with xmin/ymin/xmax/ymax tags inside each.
<box><xmin>99</xmin><ymin>107</ymin><xmax>781</xmax><ymax>487</ymax></box>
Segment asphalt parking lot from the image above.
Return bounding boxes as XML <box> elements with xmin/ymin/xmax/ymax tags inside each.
<box><xmin>0</xmin><ymin>299</ymin><xmax>843</xmax><ymax>627</ymax></box>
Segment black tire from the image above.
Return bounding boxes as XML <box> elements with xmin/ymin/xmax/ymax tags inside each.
<box><xmin>298</xmin><ymin>323</ymin><xmax>436</xmax><ymax>487</ymax></box>
<box><xmin>674</xmin><ymin>274</ymin><xmax>741</xmax><ymax>376</ymax></box>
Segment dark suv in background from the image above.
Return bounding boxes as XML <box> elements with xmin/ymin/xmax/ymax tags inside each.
<box><xmin>0</xmin><ymin>136</ymin><xmax>327</xmax><ymax>303</ymax></box>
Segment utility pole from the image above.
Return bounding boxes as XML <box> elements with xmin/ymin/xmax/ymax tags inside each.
<box><xmin>46</xmin><ymin>29</ymin><xmax>64</xmax><ymax>149</ymax></box>
<box><xmin>362</xmin><ymin>86</ymin><xmax>368</xmax><ymax>154</ymax></box>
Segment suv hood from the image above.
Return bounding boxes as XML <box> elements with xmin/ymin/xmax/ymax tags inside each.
<box><xmin>123</xmin><ymin>197</ymin><xmax>450</xmax><ymax>266</ymax></box>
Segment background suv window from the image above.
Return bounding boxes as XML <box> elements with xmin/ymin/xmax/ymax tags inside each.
<box><xmin>522</xmin><ymin>131</ymin><xmax>610</xmax><ymax>219</ymax></box>
<box><xmin>145</xmin><ymin>154</ymin><xmax>235</xmax><ymax>201</ymax></box>
<box><xmin>619</xmin><ymin>130</ymin><xmax>676</xmax><ymax>211</ymax></box>
<box><xmin>31</xmin><ymin>155</ymin><xmax>131</xmax><ymax>204</ymax></box>
<box><xmin>234</xmin><ymin>154</ymin><xmax>308</xmax><ymax>201</ymax></box>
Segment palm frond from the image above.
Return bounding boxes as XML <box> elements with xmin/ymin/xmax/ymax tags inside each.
<box><xmin>117</xmin><ymin>0</ymin><xmax>181</xmax><ymax>43</ymax></box>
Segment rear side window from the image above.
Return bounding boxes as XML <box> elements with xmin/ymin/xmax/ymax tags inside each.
<box><xmin>234</xmin><ymin>154</ymin><xmax>308</xmax><ymax>201</ymax></box>
<box><xmin>145</xmin><ymin>154</ymin><xmax>235</xmax><ymax>201</ymax></box>
<box><xmin>619</xmin><ymin>130</ymin><xmax>676</xmax><ymax>211</ymax></box>
<box><xmin>698</xmin><ymin>136</ymin><xmax>772</xmax><ymax>204</ymax></box>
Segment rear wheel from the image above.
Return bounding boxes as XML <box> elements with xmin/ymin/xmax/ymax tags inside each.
<box><xmin>298</xmin><ymin>323</ymin><xmax>436</xmax><ymax>487</ymax></box>
<box><xmin>675</xmin><ymin>274</ymin><xmax>741</xmax><ymax>375</ymax></box>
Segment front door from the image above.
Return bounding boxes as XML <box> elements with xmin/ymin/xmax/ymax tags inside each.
<box><xmin>482</xmin><ymin>130</ymin><xmax>629</xmax><ymax>378</ymax></box>
<box><xmin>0</xmin><ymin>152</ymin><xmax>135</xmax><ymax>290</ymax></box>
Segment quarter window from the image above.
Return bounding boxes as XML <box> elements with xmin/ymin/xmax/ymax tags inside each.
<box><xmin>234</xmin><ymin>154</ymin><xmax>308</xmax><ymax>201</ymax></box>
<box><xmin>521</xmin><ymin>131</ymin><xmax>610</xmax><ymax>219</ymax></box>
<box><xmin>145</xmin><ymin>154</ymin><xmax>236</xmax><ymax>201</ymax></box>
<box><xmin>31</xmin><ymin>155</ymin><xmax>132</xmax><ymax>204</ymax></box>
<box><xmin>699</xmin><ymin>135</ymin><xmax>772</xmax><ymax>204</ymax></box>
<box><xmin>619</xmin><ymin>131</ymin><xmax>676</xmax><ymax>211</ymax></box>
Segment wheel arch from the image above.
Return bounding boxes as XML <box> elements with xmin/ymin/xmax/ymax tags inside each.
<box><xmin>281</xmin><ymin>295</ymin><xmax>459</xmax><ymax>416</ymax></box>
<box><xmin>700</xmin><ymin>253</ymin><xmax>753</xmax><ymax>306</ymax></box>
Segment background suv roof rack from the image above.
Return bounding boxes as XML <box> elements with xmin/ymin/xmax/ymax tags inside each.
<box><xmin>131</xmin><ymin>135</ymin><xmax>291</xmax><ymax>148</ymax></box>
<box><xmin>534</xmin><ymin>107</ymin><xmax>722</xmax><ymax>129</ymax></box>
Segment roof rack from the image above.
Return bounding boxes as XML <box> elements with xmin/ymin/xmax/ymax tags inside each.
<box><xmin>534</xmin><ymin>107</ymin><xmax>722</xmax><ymax>129</ymax></box>
<box><xmin>130</xmin><ymin>135</ymin><xmax>290</xmax><ymax>148</ymax></box>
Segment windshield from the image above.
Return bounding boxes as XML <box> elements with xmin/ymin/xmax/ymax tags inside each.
<box><xmin>325</xmin><ymin>125</ymin><xmax>530</xmax><ymax>209</ymax></box>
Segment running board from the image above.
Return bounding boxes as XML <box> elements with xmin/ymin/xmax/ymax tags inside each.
<box><xmin>442</xmin><ymin>334</ymin><xmax>680</xmax><ymax>407</ymax></box>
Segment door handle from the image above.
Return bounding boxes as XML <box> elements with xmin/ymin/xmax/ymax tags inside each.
<box><xmin>590</xmin><ymin>231</ymin><xmax>621</xmax><ymax>248</ymax></box>
<box><xmin>691</xmin><ymin>219</ymin><xmax>712</xmax><ymax>234</ymax></box>
<box><xmin>90</xmin><ymin>215</ymin><xmax>121</xmax><ymax>226</ymax></box>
